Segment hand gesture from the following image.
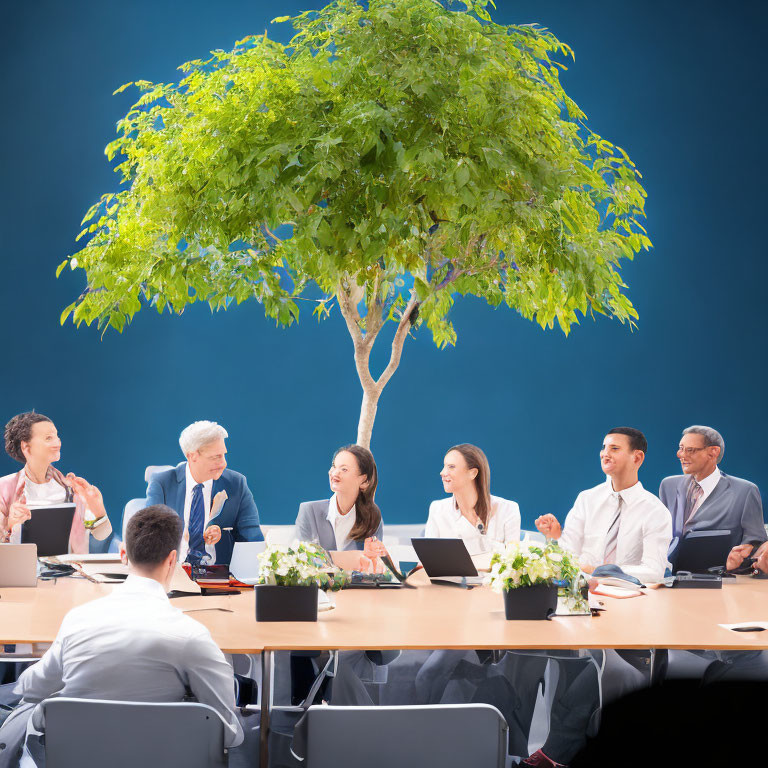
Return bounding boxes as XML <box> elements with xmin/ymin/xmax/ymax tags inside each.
<box><xmin>8</xmin><ymin>501</ymin><xmax>31</xmax><ymax>529</ymax></box>
<box><xmin>65</xmin><ymin>474</ymin><xmax>107</xmax><ymax>519</ymax></box>
<box><xmin>580</xmin><ymin>560</ymin><xmax>597</xmax><ymax>575</ymax></box>
<box><xmin>535</xmin><ymin>514</ymin><xmax>562</xmax><ymax>540</ymax></box>
<box><xmin>752</xmin><ymin>541</ymin><xmax>768</xmax><ymax>574</ymax></box>
<box><xmin>726</xmin><ymin>543</ymin><xmax>754</xmax><ymax>572</ymax></box>
<box><xmin>363</xmin><ymin>535</ymin><xmax>388</xmax><ymax>561</ymax></box>
<box><xmin>203</xmin><ymin>525</ymin><xmax>222</xmax><ymax>545</ymax></box>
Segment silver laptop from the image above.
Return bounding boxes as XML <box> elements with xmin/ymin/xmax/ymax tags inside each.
<box><xmin>228</xmin><ymin>541</ymin><xmax>267</xmax><ymax>585</ymax></box>
<box><xmin>0</xmin><ymin>543</ymin><xmax>38</xmax><ymax>587</ymax></box>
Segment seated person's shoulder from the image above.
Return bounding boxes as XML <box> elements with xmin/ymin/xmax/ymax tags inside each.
<box><xmin>724</xmin><ymin>473</ymin><xmax>760</xmax><ymax>493</ymax></box>
<box><xmin>298</xmin><ymin>499</ymin><xmax>330</xmax><ymax>515</ymax></box>
<box><xmin>490</xmin><ymin>495</ymin><xmax>519</xmax><ymax>514</ymax></box>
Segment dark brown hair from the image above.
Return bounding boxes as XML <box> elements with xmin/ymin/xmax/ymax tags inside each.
<box><xmin>333</xmin><ymin>444</ymin><xmax>381</xmax><ymax>540</ymax></box>
<box><xmin>447</xmin><ymin>443</ymin><xmax>492</xmax><ymax>526</ymax></box>
<box><xmin>607</xmin><ymin>427</ymin><xmax>647</xmax><ymax>454</ymax></box>
<box><xmin>126</xmin><ymin>505</ymin><xmax>183</xmax><ymax>567</ymax></box>
<box><xmin>4</xmin><ymin>412</ymin><xmax>53</xmax><ymax>463</ymax></box>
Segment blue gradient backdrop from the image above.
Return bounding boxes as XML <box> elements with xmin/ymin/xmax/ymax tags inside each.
<box><xmin>1</xmin><ymin>0</ymin><xmax>766</xmax><ymax>531</ymax></box>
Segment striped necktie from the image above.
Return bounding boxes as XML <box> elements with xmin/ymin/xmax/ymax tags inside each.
<box><xmin>187</xmin><ymin>483</ymin><xmax>206</xmax><ymax>563</ymax></box>
<box><xmin>603</xmin><ymin>493</ymin><xmax>624</xmax><ymax>564</ymax></box>
<box><xmin>682</xmin><ymin>479</ymin><xmax>704</xmax><ymax>535</ymax></box>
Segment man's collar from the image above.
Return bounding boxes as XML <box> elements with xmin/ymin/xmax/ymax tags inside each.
<box><xmin>605</xmin><ymin>477</ymin><xmax>644</xmax><ymax>504</ymax></box>
<box><xmin>694</xmin><ymin>466</ymin><xmax>721</xmax><ymax>494</ymax></box>
<box><xmin>185</xmin><ymin>462</ymin><xmax>213</xmax><ymax>491</ymax></box>
<box><xmin>118</xmin><ymin>573</ymin><xmax>170</xmax><ymax>600</ymax></box>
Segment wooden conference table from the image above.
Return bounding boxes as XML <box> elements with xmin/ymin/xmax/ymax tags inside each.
<box><xmin>3</xmin><ymin>572</ymin><xmax>768</xmax><ymax>763</ymax></box>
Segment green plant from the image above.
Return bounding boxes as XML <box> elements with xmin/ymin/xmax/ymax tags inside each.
<box><xmin>257</xmin><ymin>541</ymin><xmax>347</xmax><ymax>589</ymax></box>
<box><xmin>61</xmin><ymin>0</ymin><xmax>650</xmax><ymax>447</ymax></box>
<box><xmin>488</xmin><ymin>541</ymin><xmax>580</xmax><ymax>591</ymax></box>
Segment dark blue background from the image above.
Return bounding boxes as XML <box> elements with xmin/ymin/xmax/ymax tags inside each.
<box><xmin>2</xmin><ymin>0</ymin><xmax>766</xmax><ymax>531</ymax></box>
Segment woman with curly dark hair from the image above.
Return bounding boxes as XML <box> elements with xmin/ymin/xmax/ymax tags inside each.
<box><xmin>0</xmin><ymin>411</ymin><xmax>112</xmax><ymax>552</ymax></box>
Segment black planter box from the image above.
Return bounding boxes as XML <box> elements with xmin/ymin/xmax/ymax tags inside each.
<box><xmin>503</xmin><ymin>583</ymin><xmax>558</xmax><ymax>620</ymax></box>
<box><xmin>255</xmin><ymin>584</ymin><xmax>319</xmax><ymax>622</ymax></box>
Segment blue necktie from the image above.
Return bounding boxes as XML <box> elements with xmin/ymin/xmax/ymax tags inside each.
<box><xmin>187</xmin><ymin>483</ymin><xmax>205</xmax><ymax>562</ymax></box>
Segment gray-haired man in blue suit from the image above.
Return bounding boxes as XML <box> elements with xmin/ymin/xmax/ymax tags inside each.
<box><xmin>659</xmin><ymin>425</ymin><xmax>768</xmax><ymax>683</ymax></box>
<box><xmin>146</xmin><ymin>421</ymin><xmax>263</xmax><ymax>566</ymax></box>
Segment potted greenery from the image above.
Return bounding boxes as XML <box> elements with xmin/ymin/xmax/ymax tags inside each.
<box><xmin>255</xmin><ymin>542</ymin><xmax>343</xmax><ymax>622</ymax></box>
<box><xmin>488</xmin><ymin>542</ymin><xmax>580</xmax><ymax>620</ymax></box>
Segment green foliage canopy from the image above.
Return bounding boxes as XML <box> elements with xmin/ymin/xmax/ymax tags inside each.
<box><xmin>61</xmin><ymin>0</ymin><xmax>650</xmax><ymax>350</ymax></box>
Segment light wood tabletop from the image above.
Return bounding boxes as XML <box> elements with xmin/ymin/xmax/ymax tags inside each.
<box><xmin>3</xmin><ymin>572</ymin><xmax>768</xmax><ymax>653</ymax></box>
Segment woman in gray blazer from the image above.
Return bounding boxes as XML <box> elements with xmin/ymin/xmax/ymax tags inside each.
<box><xmin>292</xmin><ymin>444</ymin><xmax>394</xmax><ymax>705</ymax></box>
<box><xmin>295</xmin><ymin>444</ymin><xmax>384</xmax><ymax>551</ymax></box>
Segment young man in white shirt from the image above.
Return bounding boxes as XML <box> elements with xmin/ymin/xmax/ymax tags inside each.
<box><xmin>535</xmin><ymin>427</ymin><xmax>672</xmax><ymax>583</ymax></box>
<box><xmin>518</xmin><ymin>427</ymin><xmax>672</xmax><ymax>768</ymax></box>
<box><xmin>0</xmin><ymin>505</ymin><xmax>243</xmax><ymax>767</ymax></box>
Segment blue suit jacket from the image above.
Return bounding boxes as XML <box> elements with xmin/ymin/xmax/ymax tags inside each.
<box><xmin>146</xmin><ymin>463</ymin><xmax>264</xmax><ymax>564</ymax></box>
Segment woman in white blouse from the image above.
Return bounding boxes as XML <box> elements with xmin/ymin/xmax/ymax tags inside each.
<box><xmin>415</xmin><ymin>443</ymin><xmax>521</xmax><ymax>704</ymax></box>
<box><xmin>0</xmin><ymin>412</ymin><xmax>112</xmax><ymax>552</ymax></box>
<box><xmin>425</xmin><ymin>443</ymin><xmax>520</xmax><ymax>554</ymax></box>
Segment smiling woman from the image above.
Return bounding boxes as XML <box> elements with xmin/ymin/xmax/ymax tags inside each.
<box><xmin>0</xmin><ymin>411</ymin><xmax>113</xmax><ymax>551</ymax></box>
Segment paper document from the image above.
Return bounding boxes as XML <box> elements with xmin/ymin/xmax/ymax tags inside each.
<box><xmin>591</xmin><ymin>584</ymin><xmax>643</xmax><ymax>599</ymax></box>
<box><xmin>57</xmin><ymin>553</ymin><xmax>122</xmax><ymax>563</ymax></box>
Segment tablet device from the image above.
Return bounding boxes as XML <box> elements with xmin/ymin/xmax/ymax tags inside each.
<box><xmin>21</xmin><ymin>504</ymin><xmax>76</xmax><ymax>557</ymax></box>
<box><xmin>0</xmin><ymin>543</ymin><xmax>38</xmax><ymax>587</ymax></box>
<box><xmin>411</xmin><ymin>537</ymin><xmax>479</xmax><ymax>578</ymax></box>
<box><xmin>673</xmin><ymin>529</ymin><xmax>732</xmax><ymax>574</ymax></box>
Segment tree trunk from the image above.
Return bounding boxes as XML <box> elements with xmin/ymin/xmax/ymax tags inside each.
<box><xmin>337</xmin><ymin>282</ymin><xmax>418</xmax><ymax>450</ymax></box>
<box><xmin>356</xmin><ymin>386</ymin><xmax>380</xmax><ymax>450</ymax></box>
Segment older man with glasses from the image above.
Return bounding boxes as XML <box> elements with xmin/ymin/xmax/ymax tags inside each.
<box><xmin>659</xmin><ymin>425</ymin><xmax>766</xmax><ymax>556</ymax></box>
<box><xmin>659</xmin><ymin>425</ymin><xmax>768</xmax><ymax>684</ymax></box>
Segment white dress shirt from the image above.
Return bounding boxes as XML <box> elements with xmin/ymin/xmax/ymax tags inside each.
<box><xmin>424</xmin><ymin>495</ymin><xmax>521</xmax><ymax>556</ymax></box>
<box><xmin>327</xmin><ymin>493</ymin><xmax>357</xmax><ymax>550</ymax></box>
<box><xmin>14</xmin><ymin>573</ymin><xmax>243</xmax><ymax>747</ymax></box>
<box><xmin>180</xmin><ymin>463</ymin><xmax>216</xmax><ymax>563</ymax></box>
<box><xmin>686</xmin><ymin>468</ymin><xmax>722</xmax><ymax>524</ymax></box>
<box><xmin>559</xmin><ymin>479</ymin><xmax>672</xmax><ymax>583</ymax></box>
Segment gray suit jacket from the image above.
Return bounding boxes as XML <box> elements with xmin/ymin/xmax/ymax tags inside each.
<box><xmin>659</xmin><ymin>471</ymin><xmax>766</xmax><ymax>549</ymax></box>
<box><xmin>295</xmin><ymin>499</ymin><xmax>384</xmax><ymax>551</ymax></box>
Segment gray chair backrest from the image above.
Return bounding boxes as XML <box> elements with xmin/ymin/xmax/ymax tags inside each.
<box><xmin>300</xmin><ymin>704</ymin><xmax>507</xmax><ymax>768</ymax></box>
<box><xmin>42</xmin><ymin>698</ymin><xmax>228</xmax><ymax>768</ymax></box>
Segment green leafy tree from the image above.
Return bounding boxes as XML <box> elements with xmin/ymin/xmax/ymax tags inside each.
<box><xmin>61</xmin><ymin>0</ymin><xmax>650</xmax><ymax>448</ymax></box>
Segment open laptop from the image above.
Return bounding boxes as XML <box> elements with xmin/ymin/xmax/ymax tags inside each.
<box><xmin>411</xmin><ymin>538</ymin><xmax>485</xmax><ymax>585</ymax></box>
<box><xmin>228</xmin><ymin>540</ymin><xmax>267</xmax><ymax>585</ymax></box>
<box><xmin>0</xmin><ymin>543</ymin><xmax>38</xmax><ymax>587</ymax></box>
<box><xmin>673</xmin><ymin>529</ymin><xmax>733</xmax><ymax>574</ymax></box>
<box><xmin>21</xmin><ymin>504</ymin><xmax>76</xmax><ymax>557</ymax></box>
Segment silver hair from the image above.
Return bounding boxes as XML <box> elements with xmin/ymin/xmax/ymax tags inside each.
<box><xmin>682</xmin><ymin>425</ymin><xmax>725</xmax><ymax>464</ymax></box>
<box><xmin>179</xmin><ymin>421</ymin><xmax>229</xmax><ymax>455</ymax></box>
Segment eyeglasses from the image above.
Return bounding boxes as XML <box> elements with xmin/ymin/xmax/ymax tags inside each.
<box><xmin>677</xmin><ymin>446</ymin><xmax>709</xmax><ymax>456</ymax></box>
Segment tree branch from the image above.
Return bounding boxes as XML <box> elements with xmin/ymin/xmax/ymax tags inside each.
<box><xmin>375</xmin><ymin>294</ymin><xmax>419</xmax><ymax>391</ymax></box>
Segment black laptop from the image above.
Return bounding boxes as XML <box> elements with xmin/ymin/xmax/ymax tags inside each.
<box><xmin>21</xmin><ymin>504</ymin><xmax>76</xmax><ymax>556</ymax></box>
<box><xmin>673</xmin><ymin>529</ymin><xmax>732</xmax><ymax>574</ymax></box>
<box><xmin>411</xmin><ymin>537</ymin><xmax>484</xmax><ymax>584</ymax></box>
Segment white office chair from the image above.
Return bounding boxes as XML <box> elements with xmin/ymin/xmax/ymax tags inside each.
<box><xmin>42</xmin><ymin>698</ymin><xmax>229</xmax><ymax>768</ymax></box>
<box><xmin>293</xmin><ymin>703</ymin><xmax>508</xmax><ymax>768</ymax></box>
<box><xmin>262</xmin><ymin>524</ymin><xmax>297</xmax><ymax>547</ymax></box>
<box><xmin>120</xmin><ymin>465</ymin><xmax>174</xmax><ymax>541</ymax></box>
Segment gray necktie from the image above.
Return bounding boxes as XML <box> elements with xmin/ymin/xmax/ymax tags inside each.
<box><xmin>682</xmin><ymin>479</ymin><xmax>703</xmax><ymax>535</ymax></box>
<box><xmin>603</xmin><ymin>493</ymin><xmax>624</xmax><ymax>564</ymax></box>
